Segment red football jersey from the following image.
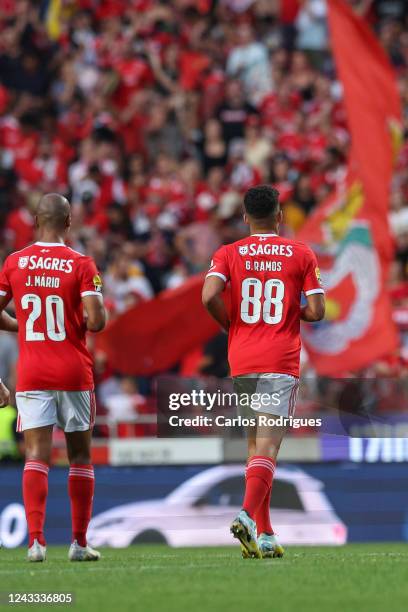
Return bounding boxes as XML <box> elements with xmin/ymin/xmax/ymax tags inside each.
<box><xmin>206</xmin><ymin>233</ymin><xmax>323</xmax><ymax>377</ymax></box>
<box><xmin>0</xmin><ymin>242</ymin><xmax>103</xmax><ymax>391</ymax></box>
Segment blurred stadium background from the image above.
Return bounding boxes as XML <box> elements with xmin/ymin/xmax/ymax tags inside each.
<box><xmin>1</xmin><ymin>0</ymin><xmax>408</xmax><ymax>550</ymax></box>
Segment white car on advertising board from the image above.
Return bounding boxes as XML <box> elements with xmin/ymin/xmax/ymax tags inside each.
<box><xmin>88</xmin><ymin>465</ymin><xmax>347</xmax><ymax>548</ymax></box>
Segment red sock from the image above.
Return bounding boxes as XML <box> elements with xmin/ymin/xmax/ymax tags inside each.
<box><xmin>256</xmin><ymin>485</ymin><xmax>274</xmax><ymax>535</ymax></box>
<box><xmin>243</xmin><ymin>456</ymin><xmax>275</xmax><ymax>520</ymax></box>
<box><xmin>23</xmin><ymin>461</ymin><xmax>49</xmax><ymax>547</ymax></box>
<box><xmin>245</xmin><ymin>461</ymin><xmax>275</xmax><ymax>534</ymax></box>
<box><xmin>68</xmin><ymin>465</ymin><xmax>95</xmax><ymax>547</ymax></box>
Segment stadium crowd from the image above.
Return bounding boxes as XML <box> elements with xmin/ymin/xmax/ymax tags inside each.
<box><xmin>1</xmin><ymin>0</ymin><xmax>408</xmax><ymax>439</ymax></box>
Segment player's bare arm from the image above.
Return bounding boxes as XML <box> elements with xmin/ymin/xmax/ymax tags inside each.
<box><xmin>0</xmin><ymin>301</ymin><xmax>18</xmax><ymax>333</ymax></box>
<box><xmin>0</xmin><ymin>310</ymin><xmax>18</xmax><ymax>332</ymax></box>
<box><xmin>0</xmin><ymin>270</ymin><xmax>17</xmax><ymax>404</ymax></box>
<box><xmin>82</xmin><ymin>294</ymin><xmax>106</xmax><ymax>332</ymax></box>
<box><xmin>202</xmin><ymin>275</ymin><xmax>230</xmax><ymax>332</ymax></box>
<box><xmin>301</xmin><ymin>293</ymin><xmax>325</xmax><ymax>322</ymax></box>
<box><xmin>0</xmin><ymin>378</ymin><xmax>10</xmax><ymax>407</ymax></box>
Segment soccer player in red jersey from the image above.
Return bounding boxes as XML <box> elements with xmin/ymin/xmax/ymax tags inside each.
<box><xmin>202</xmin><ymin>185</ymin><xmax>325</xmax><ymax>558</ymax></box>
<box><xmin>0</xmin><ymin>194</ymin><xmax>106</xmax><ymax>562</ymax></box>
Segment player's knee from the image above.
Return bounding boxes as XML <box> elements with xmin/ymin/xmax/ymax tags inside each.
<box><xmin>256</xmin><ymin>440</ymin><xmax>279</xmax><ymax>459</ymax></box>
<box><xmin>24</xmin><ymin>435</ymin><xmax>52</xmax><ymax>464</ymax></box>
<box><xmin>25</xmin><ymin>448</ymin><xmax>51</xmax><ymax>464</ymax></box>
<box><xmin>247</xmin><ymin>442</ymin><xmax>257</xmax><ymax>459</ymax></box>
<box><xmin>69</xmin><ymin>453</ymin><xmax>91</xmax><ymax>465</ymax></box>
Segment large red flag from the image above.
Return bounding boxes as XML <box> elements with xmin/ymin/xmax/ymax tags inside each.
<box><xmin>96</xmin><ymin>275</ymin><xmax>219</xmax><ymax>375</ymax></box>
<box><xmin>298</xmin><ymin>0</ymin><xmax>402</xmax><ymax>374</ymax></box>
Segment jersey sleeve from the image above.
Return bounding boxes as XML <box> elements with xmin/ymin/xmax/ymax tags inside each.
<box><xmin>302</xmin><ymin>248</ymin><xmax>324</xmax><ymax>296</ymax></box>
<box><xmin>206</xmin><ymin>246</ymin><xmax>230</xmax><ymax>284</ymax></box>
<box><xmin>77</xmin><ymin>257</ymin><xmax>103</xmax><ymax>298</ymax></box>
<box><xmin>0</xmin><ymin>257</ymin><xmax>12</xmax><ymax>302</ymax></box>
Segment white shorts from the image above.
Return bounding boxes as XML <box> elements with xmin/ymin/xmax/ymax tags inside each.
<box><xmin>233</xmin><ymin>373</ymin><xmax>299</xmax><ymax>418</ymax></box>
<box><xmin>15</xmin><ymin>390</ymin><xmax>96</xmax><ymax>433</ymax></box>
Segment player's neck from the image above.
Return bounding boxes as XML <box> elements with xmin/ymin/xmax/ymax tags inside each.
<box><xmin>36</xmin><ymin>232</ymin><xmax>66</xmax><ymax>245</ymax></box>
<box><xmin>249</xmin><ymin>226</ymin><xmax>279</xmax><ymax>236</ymax></box>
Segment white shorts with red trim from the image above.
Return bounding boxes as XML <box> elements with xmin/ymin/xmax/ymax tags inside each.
<box><xmin>15</xmin><ymin>390</ymin><xmax>96</xmax><ymax>432</ymax></box>
<box><xmin>233</xmin><ymin>373</ymin><xmax>299</xmax><ymax>418</ymax></box>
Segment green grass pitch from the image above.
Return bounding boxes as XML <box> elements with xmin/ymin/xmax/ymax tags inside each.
<box><xmin>1</xmin><ymin>544</ymin><xmax>407</xmax><ymax>612</ymax></box>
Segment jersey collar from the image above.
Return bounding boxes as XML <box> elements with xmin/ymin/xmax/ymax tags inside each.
<box><xmin>251</xmin><ymin>233</ymin><xmax>278</xmax><ymax>237</ymax></box>
<box><xmin>35</xmin><ymin>242</ymin><xmax>65</xmax><ymax>247</ymax></box>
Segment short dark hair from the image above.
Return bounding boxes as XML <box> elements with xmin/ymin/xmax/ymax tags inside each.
<box><xmin>243</xmin><ymin>185</ymin><xmax>280</xmax><ymax>219</ymax></box>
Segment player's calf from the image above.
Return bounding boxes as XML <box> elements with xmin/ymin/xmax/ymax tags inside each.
<box><xmin>68</xmin><ymin>464</ymin><xmax>95</xmax><ymax>548</ymax></box>
<box><xmin>66</xmin><ymin>429</ymin><xmax>95</xmax><ymax>550</ymax></box>
<box><xmin>23</xmin><ymin>460</ymin><xmax>50</xmax><ymax>550</ymax></box>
